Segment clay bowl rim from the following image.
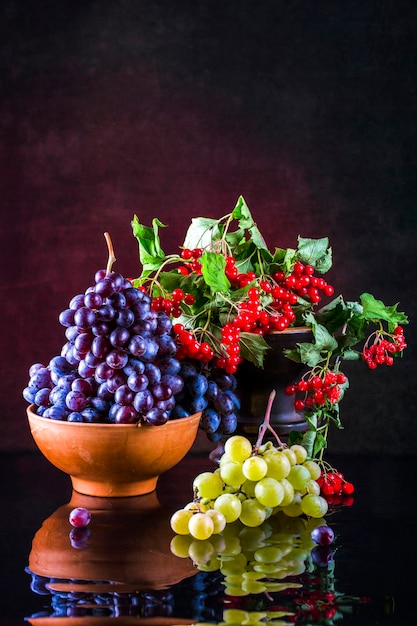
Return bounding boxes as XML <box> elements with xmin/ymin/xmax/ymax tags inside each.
<box><xmin>26</xmin><ymin>404</ymin><xmax>201</xmax><ymax>432</ymax></box>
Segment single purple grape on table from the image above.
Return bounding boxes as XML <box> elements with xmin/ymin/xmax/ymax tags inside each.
<box><xmin>69</xmin><ymin>507</ymin><xmax>91</xmax><ymax>528</ymax></box>
<box><xmin>311</xmin><ymin>525</ymin><xmax>335</xmax><ymax>546</ymax></box>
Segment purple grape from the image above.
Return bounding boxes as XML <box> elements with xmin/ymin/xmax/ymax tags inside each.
<box><xmin>69</xmin><ymin>294</ymin><xmax>86</xmax><ymax>310</ymax></box>
<box><xmin>144</xmin><ymin>363</ymin><xmax>161</xmax><ymax>385</ymax></box>
<box><xmin>96</xmin><ymin>303</ymin><xmax>115</xmax><ymax>322</ymax></box>
<box><xmin>161</xmin><ymin>374</ymin><xmax>184</xmax><ymax>395</ymax></box>
<box><xmin>34</xmin><ymin>388</ymin><xmax>51</xmax><ymax>407</ymax></box>
<box><xmin>106</xmin><ymin>349</ymin><xmax>129</xmax><ymax>370</ymax></box>
<box><xmin>201</xmin><ymin>408</ymin><xmax>221</xmax><ymax>434</ymax></box>
<box><xmin>66</xmin><ymin>390</ymin><xmax>88</xmax><ymax>412</ymax></box>
<box><xmin>69</xmin><ymin>507</ymin><xmax>91</xmax><ymax>528</ymax></box>
<box><xmin>127</xmin><ymin>334</ymin><xmax>146</xmax><ymax>356</ymax></box>
<box><xmin>59</xmin><ymin>308</ymin><xmax>75</xmax><ymax>327</ymax></box>
<box><xmin>92</xmin><ymin>321</ymin><xmax>110</xmax><ymax>336</ymax></box>
<box><xmin>114</xmin><ymin>404</ymin><xmax>138</xmax><ymax>424</ymax></box>
<box><xmin>106</xmin><ymin>371</ymin><xmax>127</xmax><ymax>392</ymax></box>
<box><xmin>145</xmin><ymin>407</ymin><xmax>169</xmax><ymax>425</ymax></box>
<box><xmin>127</xmin><ymin>372</ymin><xmax>149</xmax><ymax>392</ymax></box>
<box><xmin>68</xmin><ymin>411</ymin><xmax>83</xmax><ymax>422</ymax></box>
<box><xmin>114</xmin><ymin>384</ymin><xmax>135</xmax><ymax>406</ymax></box>
<box><xmin>150</xmin><ymin>382</ymin><xmax>172</xmax><ymax>401</ymax></box>
<box><xmin>94</xmin><ymin>268</ymin><xmax>107</xmax><ymax>283</ymax></box>
<box><xmin>74</xmin><ymin>306</ymin><xmax>96</xmax><ymax>330</ymax></box>
<box><xmin>74</xmin><ymin>332</ymin><xmax>93</xmax><ymax>354</ymax></box>
<box><xmin>312</xmin><ymin>545</ymin><xmax>335</xmax><ymax>567</ymax></box>
<box><xmin>84</xmin><ymin>291</ymin><xmax>103</xmax><ymax>309</ymax></box>
<box><xmin>110</xmin><ymin>327</ymin><xmax>130</xmax><ymax>348</ymax></box>
<box><xmin>106</xmin><ymin>271</ymin><xmax>125</xmax><ymax>292</ymax></box>
<box><xmin>106</xmin><ymin>291</ymin><xmax>126</xmax><ymax>309</ymax></box>
<box><xmin>95</xmin><ymin>277</ymin><xmax>115</xmax><ymax>298</ymax></box>
<box><xmin>91</xmin><ymin>335</ymin><xmax>111</xmax><ymax>358</ymax></box>
<box><xmin>69</xmin><ymin>526</ymin><xmax>91</xmax><ymax>549</ymax></box>
<box><xmin>71</xmin><ymin>377</ymin><xmax>93</xmax><ymax>394</ymax></box>
<box><xmin>115</xmin><ymin>308</ymin><xmax>135</xmax><ymax>328</ymax></box>
<box><xmin>133</xmin><ymin>389</ymin><xmax>154</xmax><ymax>413</ymax></box>
<box><xmin>311</xmin><ymin>525</ymin><xmax>335</xmax><ymax>546</ymax></box>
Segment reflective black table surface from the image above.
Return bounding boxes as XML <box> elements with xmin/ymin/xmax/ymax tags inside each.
<box><xmin>1</xmin><ymin>450</ymin><xmax>416</xmax><ymax>626</ymax></box>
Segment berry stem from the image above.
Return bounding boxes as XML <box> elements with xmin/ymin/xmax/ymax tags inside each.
<box><xmin>255</xmin><ymin>389</ymin><xmax>285</xmax><ymax>450</ymax></box>
<box><xmin>104</xmin><ymin>232</ymin><xmax>116</xmax><ymax>275</ymax></box>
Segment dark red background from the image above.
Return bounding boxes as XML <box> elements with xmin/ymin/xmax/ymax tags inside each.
<box><xmin>2</xmin><ymin>1</ymin><xmax>416</xmax><ymax>453</ymax></box>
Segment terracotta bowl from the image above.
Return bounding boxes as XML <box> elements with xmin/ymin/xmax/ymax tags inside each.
<box><xmin>27</xmin><ymin>405</ymin><xmax>201</xmax><ymax>497</ymax></box>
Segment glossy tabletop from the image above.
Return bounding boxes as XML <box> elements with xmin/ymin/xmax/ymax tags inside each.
<box><xmin>1</xmin><ymin>449</ymin><xmax>416</xmax><ymax>626</ymax></box>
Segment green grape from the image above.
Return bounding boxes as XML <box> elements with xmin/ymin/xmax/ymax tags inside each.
<box><xmin>188</xmin><ymin>512</ymin><xmax>214</xmax><ymax>540</ymax></box>
<box><xmin>300</xmin><ymin>494</ymin><xmax>329</xmax><ymax>518</ymax></box>
<box><xmin>306</xmin><ymin>478</ymin><xmax>321</xmax><ymax>495</ymax></box>
<box><xmin>287</xmin><ymin>464</ymin><xmax>312</xmax><ymax>491</ymax></box>
<box><xmin>188</xmin><ymin>538</ymin><xmax>214</xmax><ymax>565</ymax></box>
<box><xmin>278</xmin><ymin>478</ymin><xmax>295</xmax><ymax>507</ymax></box>
<box><xmin>220</xmin><ymin>460</ymin><xmax>245</xmax><ymax>487</ymax></box>
<box><xmin>303</xmin><ymin>459</ymin><xmax>321</xmax><ymax>480</ymax></box>
<box><xmin>290</xmin><ymin>444</ymin><xmax>308</xmax><ymax>463</ymax></box>
<box><xmin>241</xmin><ymin>579</ymin><xmax>267</xmax><ymax>594</ymax></box>
<box><xmin>239</xmin><ymin>498</ymin><xmax>267</xmax><ymax>527</ymax></box>
<box><xmin>241</xmin><ymin>479</ymin><xmax>257</xmax><ymax>497</ymax></box>
<box><xmin>252</xmin><ymin>562</ymin><xmax>286</xmax><ymax>575</ymax></box>
<box><xmin>253</xmin><ymin>545</ymin><xmax>284</xmax><ymax>563</ymax></box>
<box><xmin>193</xmin><ymin>471</ymin><xmax>224</xmax><ymax>499</ymax></box>
<box><xmin>184</xmin><ymin>500</ymin><xmax>208</xmax><ymax>513</ymax></box>
<box><xmin>223</xmin><ymin>609</ymin><xmax>250</xmax><ymax>623</ymax></box>
<box><xmin>197</xmin><ymin>554</ymin><xmax>222</xmax><ymax>571</ymax></box>
<box><xmin>170</xmin><ymin>508</ymin><xmax>194</xmax><ymax>535</ymax></box>
<box><xmin>224</xmin><ymin>435</ymin><xmax>253</xmax><ymax>462</ymax></box>
<box><xmin>242</xmin><ymin>455</ymin><xmax>268</xmax><ymax>481</ymax></box>
<box><xmin>238</xmin><ymin>526</ymin><xmax>269</xmax><ymax>551</ymax></box>
<box><xmin>254</xmin><ymin>477</ymin><xmax>284</xmax><ymax>507</ymax></box>
<box><xmin>223</xmin><ymin>584</ymin><xmax>249</xmax><ymax>597</ymax></box>
<box><xmin>282</xmin><ymin>447</ymin><xmax>297</xmax><ymax>466</ymax></box>
<box><xmin>210</xmin><ymin>533</ymin><xmax>227</xmax><ymax>553</ymax></box>
<box><xmin>242</xmin><ymin>570</ymin><xmax>264</xmax><ymax>581</ymax></box>
<box><xmin>220</xmin><ymin>552</ymin><xmax>248</xmax><ymax>575</ymax></box>
<box><xmin>205</xmin><ymin>508</ymin><xmax>227</xmax><ymax>533</ymax></box>
<box><xmin>282</xmin><ymin>499</ymin><xmax>303</xmax><ymax>517</ymax></box>
<box><xmin>170</xmin><ymin>534</ymin><xmax>193</xmax><ymax>558</ymax></box>
<box><xmin>263</xmin><ymin>449</ymin><xmax>292</xmax><ymax>480</ymax></box>
<box><xmin>214</xmin><ymin>493</ymin><xmax>243</xmax><ymax>523</ymax></box>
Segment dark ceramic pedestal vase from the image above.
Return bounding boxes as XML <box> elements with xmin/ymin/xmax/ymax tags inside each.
<box><xmin>235</xmin><ymin>327</ymin><xmax>313</xmax><ymax>441</ymax></box>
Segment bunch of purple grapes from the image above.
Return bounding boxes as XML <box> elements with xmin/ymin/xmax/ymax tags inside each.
<box><xmin>24</xmin><ymin>270</ymin><xmax>185</xmax><ymax>426</ymax></box>
<box><xmin>171</xmin><ymin>363</ymin><xmax>239</xmax><ymax>441</ymax></box>
<box><xmin>23</xmin><ymin>269</ymin><xmax>239</xmax><ymax>438</ymax></box>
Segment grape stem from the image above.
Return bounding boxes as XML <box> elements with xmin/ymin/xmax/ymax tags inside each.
<box><xmin>254</xmin><ymin>390</ymin><xmax>285</xmax><ymax>450</ymax></box>
<box><xmin>104</xmin><ymin>232</ymin><xmax>116</xmax><ymax>275</ymax></box>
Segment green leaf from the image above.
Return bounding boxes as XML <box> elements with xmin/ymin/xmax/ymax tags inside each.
<box><xmin>232</xmin><ymin>196</ymin><xmax>269</xmax><ymax>250</ymax></box>
<box><xmin>183</xmin><ymin>217</ymin><xmax>223</xmax><ymax>250</ymax></box>
<box><xmin>239</xmin><ymin>331</ymin><xmax>270</xmax><ymax>367</ymax></box>
<box><xmin>131</xmin><ymin>216</ymin><xmax>167</xmax><ymax>275</ymax></box>
<box><xmin>201</xmin><ymin>252</ymin><xmax>231</xmax><ymax>293</ymax></box>
<box><xmin>360</xmin><ymin>293</ymin><xmax>409</xmax><ymax>327</ymax></box>
<box><xmin>297</xmin><ymin>236</ymin><xmax>332</xmax><ymax>273</ymax></box>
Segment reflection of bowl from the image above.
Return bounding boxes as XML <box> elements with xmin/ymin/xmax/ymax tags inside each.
<box><xmin>28</xmin><ymin>490</ymin><xmax>197</xmax><ymax>591</ymax></box>
<box><xmin>27</xmin><ymin>405</ymin><xmax>200</xmax><ymax>496</ymax></box>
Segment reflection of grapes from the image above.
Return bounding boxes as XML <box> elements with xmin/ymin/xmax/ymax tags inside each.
<box><xmin>171</xmin><ymin>511</ymin><xmax>331</xmax><ymax>598</ymax></box>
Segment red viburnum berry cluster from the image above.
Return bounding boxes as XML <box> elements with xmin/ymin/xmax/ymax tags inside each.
<box><xmin>172</xmin><ymin>249</ymin><xmax>337</xmax><ymax>373</ymax></box>
<box><xmin>150</xmin><ymin>288</ymin><xmax>196</xmax><ymax>318</ymax></box>
<box><xmin>318</xmin><ymin>468</ymin><xmax>354</xmax><ymax>506</ymax></box>
<box><xmin>285</xmin><ymin>370</ymin><xmax>347</xmax><ymax>412</ymax></box>
<box><xmin>362</xmin><ymin>326</ymin><xmax>406</xmax><ymax>369</ymax></box>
